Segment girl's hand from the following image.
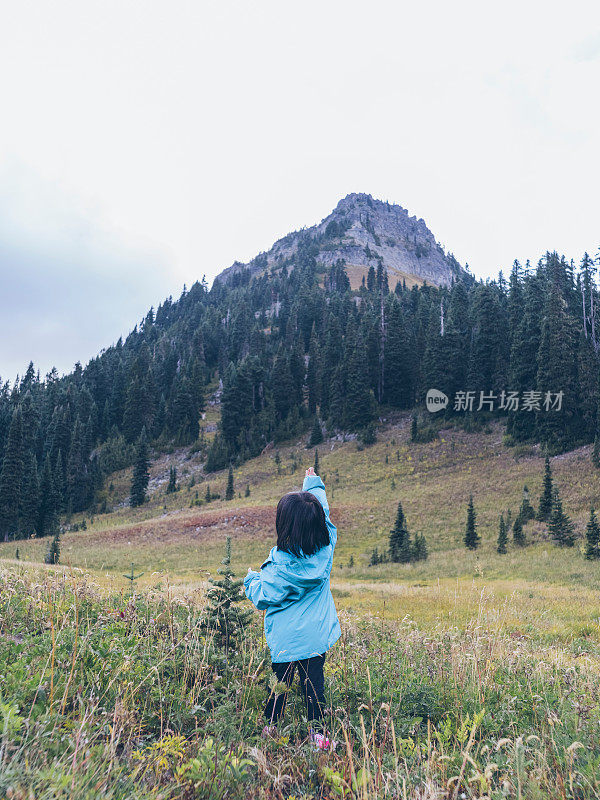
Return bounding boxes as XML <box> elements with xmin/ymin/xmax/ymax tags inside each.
<box><xmin>305</xmin><ymin>467</ymin><xmax>316</xmax><ymax>477</ymax></box>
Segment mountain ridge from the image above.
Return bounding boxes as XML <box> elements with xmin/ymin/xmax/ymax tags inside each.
<box><xmin>215</xmin><ymin>192</ymin><xmax>464</xmax><ymax>288</ymax></box>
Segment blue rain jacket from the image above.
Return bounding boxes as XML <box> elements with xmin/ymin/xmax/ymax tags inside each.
<box><xmin>244</xmin><ymin>475</ymin><xmax>341</xmax><ymax>662</ymax></box>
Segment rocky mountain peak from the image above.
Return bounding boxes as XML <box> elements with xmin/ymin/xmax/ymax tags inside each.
<box><xmin>216</xmin><ymin>193</ymin><xmax>463</xmax><ymax>288</ymax></box>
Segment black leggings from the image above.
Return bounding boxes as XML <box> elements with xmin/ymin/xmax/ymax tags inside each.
<box><xmin>264</xmin><ymin>653</ymin><xmax>326</xmax><ymax>723</ymax></box>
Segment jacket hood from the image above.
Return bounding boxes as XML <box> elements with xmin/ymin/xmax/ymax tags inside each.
<box><xmin>262</xmin><ymin>544</ymin><xmax>332</xmax><ymax>589</ymax></box>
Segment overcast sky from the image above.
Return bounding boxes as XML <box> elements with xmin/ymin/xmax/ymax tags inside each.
<box><xmin>1</xmin><ymin>1</ymin><xmax>599</xmax><ymax>379</ymax></box>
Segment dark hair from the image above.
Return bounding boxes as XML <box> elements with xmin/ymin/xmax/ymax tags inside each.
<box><xmin>276</xmin><ymin>491</ymin><xmax>330</xmax><ymax>557</ymax></box>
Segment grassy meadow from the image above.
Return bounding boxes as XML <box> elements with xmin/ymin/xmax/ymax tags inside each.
<box><xmin>2</xmin><ymin>413</ymin><xmax>600</xmax><ymax>797</ymax></box>
<box><xmin>1</xmin><ymin>415</ymin><xmax>599</xmax><ymax>630</ymax></box>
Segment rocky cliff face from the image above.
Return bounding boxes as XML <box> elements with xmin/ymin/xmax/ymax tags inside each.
<box><xmin>216</xmin><ymin>193</ymin><xmax>463</xmax><ymax>288</ymax></box>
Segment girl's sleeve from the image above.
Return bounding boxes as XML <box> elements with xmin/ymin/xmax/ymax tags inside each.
<box><xmin>244</xmin><ymin>564</ymin><xmax>301</xmax><ymax>610</ymax></box>
<box><xmin>302</xmin><ymin>474</ymin><xmax>337</xmax><ymax>549</ymax></box>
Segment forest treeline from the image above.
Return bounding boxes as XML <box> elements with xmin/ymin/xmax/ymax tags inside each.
<box><xmin>0</xmin><ymin>232</ymin><xmax>599</xmax><ymax>540</ymax></box>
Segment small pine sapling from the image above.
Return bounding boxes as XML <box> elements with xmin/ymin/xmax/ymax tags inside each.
<box><xmin>123</xmin><ymin>562</ymin><xmax>144</xmax><ymax>590</ymax></box>
<box><xmin>201</xmin><ymin>536</ymin><xmax>252</xmax><ymax>652</ymax></box>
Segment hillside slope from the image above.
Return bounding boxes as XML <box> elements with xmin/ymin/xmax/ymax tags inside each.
<box><xmin>4</xmin><ymin>415</ymin><xmax>600</xmax><ymax>638</ymax></box>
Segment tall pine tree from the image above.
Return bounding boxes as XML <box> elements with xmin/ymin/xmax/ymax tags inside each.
<box><xmin>0</xmin><ymin>410</ymin><xmax>23</xmax><ymax>542</ymax></box>
<box><xmin>38</xmin><ymin>453</ymin><xmax>59</xmax><ymax>538</ymax></box>
<box><xmin>497</xmin><ymin>514</ymin><xmax>508</xmax><ymax>554</ymax></box>
<box><xmin>20</xmin><ymin>452</ymin><xmax>39</xmax><ymax>538</ymax></box>
<box><xmin>548</xmin><ymin>489</ymin><xmax>575</xmax><ymax>547</ymax></box>
<box><xmin>389</xmin><ymin>502</ymin><xmax>409</xmax><ymax>562</ymax></box>
<box><xmin>130</xmin><ymin>428</ymin><xmax>150</xmax><ymax>507</ymax></box>
<box><xmin>464</xmin><ymin>496</ymin><xmax>479</xmax><ymax>550</ymax></box>
<box><xmin>512</xmin><ymin>515</ymin><xmax>526</xmax><ymax>547</ymax></box>
<box><xmin>343</xmin><ymin>329</ymin><xmax>373</xmax><ymax>430</ymax></box>
<box><xmin>537</xmin><ymin>456</ymin><xmax>554</xmax><ymax>521</ymax></box>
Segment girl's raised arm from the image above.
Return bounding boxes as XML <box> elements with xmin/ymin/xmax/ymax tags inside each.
<box><xmin>302</xmin><ymin>468</ymin><xmax>337</xmax><ymax>549</ymax></box>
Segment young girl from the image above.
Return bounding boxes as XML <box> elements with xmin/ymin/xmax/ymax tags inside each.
<box><xmin>244</xmin><ymin>467</ymin><xmax>340</xmax><ymax>748</ymax></box>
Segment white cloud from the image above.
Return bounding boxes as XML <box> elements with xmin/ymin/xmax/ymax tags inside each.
<box><xmin>0</xmin><ymin>0</ymin><xmax>599</xmax><ymax>375</ymax></box>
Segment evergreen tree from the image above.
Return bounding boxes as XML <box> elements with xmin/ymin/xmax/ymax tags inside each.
<box><xmin>130</xmin><ymin>428</ymin><xmax>150</xmax><ymax>507</ymax></box>
<box><xmin>66</xmin><ymin>417</ymin><xmax>88</xmax><ymax>512</ymax></box>
<box><xmin>46</xmin><ymin>407</ymin><xmax>71</xmax><ymax>476</ymax></box>
<box><xmin>592</xmin><ymin>406</ymin><xmax>600</xmax><ymax>468</ymax></box>
<box><xmin>369</xmin><ymin>547</ymin><xmax>380</xmax><ymax>565</ymax></box>
<box><xmin>170</xmin><ymin>375</ymin><xmax>199</xmax><ymax>444</ymax></box>
<box><xmin>205</xmin><ymin>483</ymin><xmax>212</xmax><ymax>503</ymax></box>
<box><xmin>383</xmin><ymin>299</ymin><xmax>413</xmax><ymax>407</ymax></box>
<box><xmin>410</xmin><ymin>414</ymin><xmax>418</xmax><ymax>443</ymax></box>
<box><xmin>271</xmin><ymin>351</ymin><xmax>295</xmax><ymax>423</ymax></box>
<box><xmin>548</xmin><ymin>489</ymin><xmax>575</xmax><ymax>547</ymax></box>
<box><xmin>412</xmin><ymin>532</ymin><xmax>428</xmax><ymax>561</ymax></box>
<box><xmin>366</xmin><ymin>265</ymin><xmax>376</xmax><ymax>291</ymax></box>
<box><xmin>44</xmin><ymin>531</ymin><xmax>60</xmax><ymax>565</ymax></box>
<box><xmin>328</xmin><ymin>366</ymin><xmax>345</xmax><ymax>430</ymax></box>
<box><xmin>166</xmin><ymin>465</ymin><xmax>177</xmax><ymax>493</ymax></box>
<box><xmin>508</xmin><ymin>260</ymin><xmax>524</xmax><ymax>346</ymax></box>
<box><xmin>467</xmin><ymin>283</ymin><xmax>508</xmax><ymax>394</ymax></box>
<box><xmin>220</xmin><ymin>361</ymin><xmax>251</xmax><ymax>450</ymax></box>
<box><xmin>0</xmin><ymin>410</ymin><xmax>23</xmax><ymax>542</ymax></box>
<box><xmin>20</xmin><ymin>452</ymin><xmax>39</xmax><ymax>538</ymax></box>
<box><xmin>319</xmin><ymin>317</ymin><xmax>343</xmax><ymax>420</ymax></box>
<box><xmin>389</xmin><ymin>501</ymin><xmax>408</xmax><ymax>562</ymax></box>
<box><xmin>19</xmin><ymin>390</ymin><xmax>40</xmax><ymax>456</ymax></box>
<box><xmin>313</xmin><ymin>449</ymin><xmax>319</xmax><ymax>475</ymax></box>
<box><xmin>201</xmin><ymin>536</ymin><xmax>252</xmax><ymax>651</ymax></box>
<box><xmin>512</xmin><ymin>515</ymin><xmax>526</xmax><ymax>547</ymax></box>
<box><xmin>245</xmin><ymin>483</ymin><xmax>250</xmax><ymax>497</ymax></box>
<box><xmin>536</xmin><ymin>255</ymin><xmax>578</xmax><ymax>451</ymax></box>
<box><xmin>519</xmin><ymin>485</ymin><xmax>535</xmax><ymax>523</ymax></box>
<box><xmin>585</xmin><ymin>507</ymin><xmax>600</xmax><ymax>560</ymax></box>
<box><xmin>497</xmin><ymin>514</ymin><xmax>508</xmax><ymax>554</ymax></box>
<box><xmin>343</xmin><ymin>330</ymin><xmax>373</xmax><ymax>430</ymax></box>
<box><xmin>464</xmin><ymin>495</ymin><xmax>479</xmax><ymax>550</ymax></box>
<box><xmin>309</xmin><ymin>416</ymin><xmax>323</xmax><ymax>447</ymax></box>
<box><xmin>38</xmin><ymin>453</ymin><xmax>59</xmax><ymax>537</ymax></box>
<box><xmin>225</xmin><ymin>465</ymin><xmax>234</xmax><ymax>501</ymax></box>
<box><xmin>380</xmin><ymin>262</ymin><xmax>390</xmax><ymax>294</ymax></box>
<box><xmin>593</xmin><ymin>431</ymin><xmax>600</xmax><ymax>469</ymax></box>
<box><xmin>398</xmin><ymin>529</ymin><xmax>413</xmax><ymax>563</ymax></box>
<box><xmin>54</xmin><ymin>450</ymin><xmax>65</xmax><ymax>513</ymax></box>
<box><xmin>537</xmin><ymin>456</ymin><xmax>554</xmax><ymax>521</ymax></box>
<box><xmin>122</xmin><ymin>562</ymin><xmax>144</xmax><ymax>590</ymax></box>
<box><xmin>506</xmin><ymin>274</ymin><xmax>544</xmax><ymax>441</ymax></box>
<box><xmin>306</xmin><ymin>327</ymin><xmax>320</xmax><ymax>415</ymax></box>
<box><xmin>122</xmin><ymin>349</ymin><xmax>155</xmax><ymax>443</ymax></box>
<box><xmin>205</xmin><ymin>433</ymin><xmax>229</xmax><ymax>473</ymax></box>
